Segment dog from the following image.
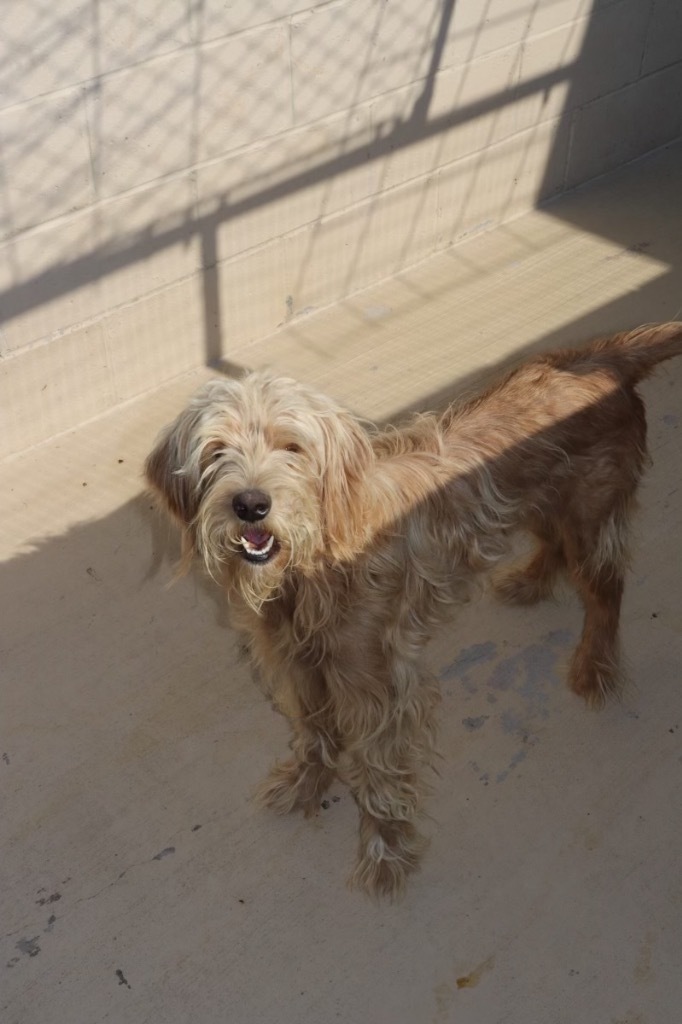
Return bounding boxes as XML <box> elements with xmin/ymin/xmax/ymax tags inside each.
<box><xmin>145</xmin><ymin>321</ymin><xmax>682</xmax><ymax>897</ymax></box>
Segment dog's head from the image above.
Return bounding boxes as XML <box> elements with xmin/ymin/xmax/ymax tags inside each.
<box><xmin>145</xmin><ymin>373</ymin><xmax>374</xmax><ymax>609</ymax></box>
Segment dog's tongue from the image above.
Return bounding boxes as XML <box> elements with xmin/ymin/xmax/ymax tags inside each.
<box><xmin>243</xmin><ymin>527</ymin><xmax>270</xmax><ymax>549</ymax></box>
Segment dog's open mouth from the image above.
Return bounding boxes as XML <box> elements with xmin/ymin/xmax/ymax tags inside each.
<box><xmin>239</xmin><ymin>527</ymin><xmax>279</xmax><ymax>564</ymax></box>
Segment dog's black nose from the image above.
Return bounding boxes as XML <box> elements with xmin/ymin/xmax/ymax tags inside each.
<box><xmin>232</xmin><ymin>489</ymin><xmax>271</xmax><ymax>522</ymax></box>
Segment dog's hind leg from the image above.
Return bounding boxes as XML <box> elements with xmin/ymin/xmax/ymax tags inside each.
<box><xmin>255</xmin><ymin>666</ymin><xmax>339</xmax><ymax>818</ymax></box>
<box><xmin>493</xmin><ymin>526</ymin><xmax>565</xmax><ymax>605</ymax></box>
<box><xmin>563</xmin><ymin>505</ymin><xmax>631</xmax><ymax>707</ymax></box>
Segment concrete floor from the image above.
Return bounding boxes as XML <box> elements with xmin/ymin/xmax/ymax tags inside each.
<box><xmin>3</xmin><ymin>142</ymin><xmax>682</xmax><ymax>1024</ymax></box>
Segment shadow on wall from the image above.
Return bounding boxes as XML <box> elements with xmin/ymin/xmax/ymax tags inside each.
<box><xmin>1</xmin><ymin>0</ymin><xmax>680</xmax><ymax>389</ymax></box>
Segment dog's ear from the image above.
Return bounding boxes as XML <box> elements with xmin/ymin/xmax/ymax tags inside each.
<box><xmin>318</xmin><ymin>411</ymin><xmax>374</xmax><ymax>562</ymax></box>
<box><xmin>145</xmin><ymin>406</ymin><xmax>203</xmax><ymax>532</ymax></box>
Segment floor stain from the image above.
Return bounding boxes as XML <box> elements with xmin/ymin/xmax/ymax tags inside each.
<box><xmin>456</xmin><ymin>954</ymin><xmax>495</xmax><ymax>989</ymax></box>
<box><xmin>432</xmin><ymin>953</ymin><xmax>495</xmax><ymax>1020</ymax></box>
<box><xmin>440</xmin><ymin>642</ymin><xmax>498</xmax><ymax>691</ymax></box>
<box><xmin>15</xmin><ymin>936</ymin><xmax>41</xmax><ymax>959</ymax></box>
<box><xmin>495</xmin><ymin>747</ymin><xmax>528</xmax><ymax>784</ymax></box>
<box><xmin>581</xmin><ymin>827</ymin><xmax>602</xmax><ymax>852</ymax></box>
<box><xmin>462</xmin><ymin>715</ymin><xmax>489</xmax><ymax>731</ymax></box>
<box><xmin>433</xmin><ymin>980</ymin><xmax>453</xmax><ymax>1022</ymax></box>
<box><xmin>634</xmin><ymin>930</ymin><xmax>656</xmax><ymax>984</ymax></box>
<box><xmin>35</xmin><ymin>892</ymin><xmax>61</xmax><ymax>906</ymax></box>
<box><xmin>449</xmin><ymin>629</ymin><xmax>577</xmax><ymax>785</ymax></box>
<box><xmin>152</xmin><ymin>846</ymin><xmax>175</xmax><ymax>861</ymax></box>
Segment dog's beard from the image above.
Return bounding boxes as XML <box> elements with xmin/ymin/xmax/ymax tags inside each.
<box><xmin>196</xmin><ymin>477</ymin><xmax>324</xmax><ymax>614</ymax></box>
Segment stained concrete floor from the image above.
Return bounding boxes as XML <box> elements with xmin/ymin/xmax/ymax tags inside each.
<box><xmin>3</xmin><ymin>142</ymin><xmax>682</xmax><ymax>1024</ymax></box>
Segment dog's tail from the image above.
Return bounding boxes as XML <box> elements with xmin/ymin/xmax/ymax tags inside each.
<box><xmin>589</xmin><ymin>321</ymin><xmax>682</xmax><ymax>382</ymax></box>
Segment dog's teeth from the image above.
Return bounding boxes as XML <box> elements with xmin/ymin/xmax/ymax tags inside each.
<box><xmin>240</xmin><ymin>534</ymin><xmax>275</xmax><ymax>556</ymax></box>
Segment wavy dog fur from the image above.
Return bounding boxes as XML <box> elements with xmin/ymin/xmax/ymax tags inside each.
<box><xmin>146</xmin><ymin>322</ymin><xmax>682</xmax><ymax>897</ymax></box>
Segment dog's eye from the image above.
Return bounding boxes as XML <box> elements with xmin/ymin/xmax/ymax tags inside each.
<box><xmin>284</xmin><ymin>443</ymin><xmax>302</xmax><ymax>454</ymax></box>
<box><xmin>201</xmin><ymin>442</ymin><xmax>225</xmax><ymax>468</ymax></box>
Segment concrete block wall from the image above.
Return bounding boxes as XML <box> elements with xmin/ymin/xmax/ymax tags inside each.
<box><xmin>1</xmin><ymin>0</ymin><xmax>681</xmax><ymax>456</ymax></box>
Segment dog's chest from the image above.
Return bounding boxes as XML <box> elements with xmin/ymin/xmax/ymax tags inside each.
<box><xmin>251</xmin><ymin>577</ymin><xmax>343</xmax><ymax>661</ymax></box>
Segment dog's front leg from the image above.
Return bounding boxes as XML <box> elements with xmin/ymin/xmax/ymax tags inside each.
<box><xmin>346</xmin><ymin>752</ymin><xmax>430</xmax><ymax>900</ymax></box>
<box><xmin>255</xmin><ymin>662</ymin><xmax>340</xmax><ymax>818</ymax></box>
<box><xmin>329</xmin><ymin>659</ymin><xmax>438</xmax><ymax>899</ymax></box>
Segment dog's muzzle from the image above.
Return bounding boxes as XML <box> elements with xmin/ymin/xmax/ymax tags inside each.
<box><xmin>232</xmin><ymin>489</ymin><xmax>279</xmax><ymax>563</ymax></box>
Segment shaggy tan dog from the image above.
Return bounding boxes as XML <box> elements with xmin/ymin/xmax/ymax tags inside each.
<box><xmin>146</xmin><ymin>322</ymin><xmax>682</xmax><ymax>897</ymax></box>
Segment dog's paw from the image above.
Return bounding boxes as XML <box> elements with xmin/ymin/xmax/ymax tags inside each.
<box><xmin>568</xmin><ymin>649</ymin><xmax>624</xmax><ymax>709</ymax></box>
<box><xmin>349</xmin><ymin>822</ymin><xmax>428</xmax><ymax>899</ymax></box>
<box><xmin>254</xmin><ymin>759</ymin><xmax>331</xmax><ymax>817</ymax></box>
<box><xmin>349</xmin><ymin>853</ymin><xmax>412</xmax><ymax>900</ymax></box>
